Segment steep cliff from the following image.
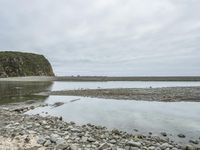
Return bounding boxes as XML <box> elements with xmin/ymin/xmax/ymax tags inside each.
<box><xmin>0</xmin><ymin>51</ymin><xmax>54</xmax><ymax>77</ymax></box>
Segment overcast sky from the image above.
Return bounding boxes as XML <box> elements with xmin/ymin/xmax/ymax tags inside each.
<box><xmin>0</xmin><ymin>0</ymin><xmax>200</xmax><ymax>76</ymax></box>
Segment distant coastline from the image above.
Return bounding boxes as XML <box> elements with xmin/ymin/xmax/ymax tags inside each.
<box><xmin>54</xmin><ymin>76</ymin><xmax>200</xmax><ymax>82</ymax></box>
<box><xmin>1</xmin><ymin>76</ymin><xmax>200</xmax><ymax>82</ymax></box>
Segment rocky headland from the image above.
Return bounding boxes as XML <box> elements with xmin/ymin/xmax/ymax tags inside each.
<box><xmin>0</xmin><ymin>51</ymin><xmax>54</xmax><ymax>77</ymax></box>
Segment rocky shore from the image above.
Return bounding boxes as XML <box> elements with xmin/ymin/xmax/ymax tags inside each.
<box><xmin>0</xmin><ymin>103</ymin><xmax>199</xmax><ymax>150</ymax></box>
<box><xmin>49</xmin><ymin>87</ymin><xmax>200</xmax><ymax>102</ymax></box>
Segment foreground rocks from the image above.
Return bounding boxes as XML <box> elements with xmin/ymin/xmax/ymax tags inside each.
<box><xmin>0</xmin><ymin>106</ymin><xmax>199</xmax><ymax>150</ymax></box>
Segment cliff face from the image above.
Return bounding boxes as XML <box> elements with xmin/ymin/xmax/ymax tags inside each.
<box><xmin>0</xmin><ymin>51</ymin><xmax>54</xmax><ymax>77</ymax></box>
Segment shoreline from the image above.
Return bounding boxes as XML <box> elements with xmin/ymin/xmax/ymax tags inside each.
<box><xmin>1</xmin><ymin>76</ymin><xmax>200</xmax><ymax>82</ymax></box>
<box><xmin>0</xmin><ymin>103</ymin><xmax>199</xmax><ymax>149</ymax></box>
<box><xmin>49</xmin><ymin>87</ymin><xmax>200</xmax><ymax>102</ymax></box>
<box><xmin>0</xmin><ymin>76</ymin><xmax>55</xmax><ymax>82</ymax></box>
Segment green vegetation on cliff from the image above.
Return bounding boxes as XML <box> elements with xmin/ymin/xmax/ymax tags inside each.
<box><xmin>0</xmin><ymin>51</ymin><xmax>54</xmax><ymax>77</ymax></box>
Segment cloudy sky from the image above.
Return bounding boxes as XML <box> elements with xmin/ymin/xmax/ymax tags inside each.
<box><xmin>0</xmin><ymin>0</ymin><xmax>200</xmax><ymax>76</ymax></box>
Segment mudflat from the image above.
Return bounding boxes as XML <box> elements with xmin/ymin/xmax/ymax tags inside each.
<box><xmin>49</xmin><ymin>87</ymin><xmax>200</xmax><ymax>102</ymax></box>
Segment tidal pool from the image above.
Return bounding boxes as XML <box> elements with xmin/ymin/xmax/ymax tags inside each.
<box><xmin>26</xmin><ymin>95</ymin><xmax>200</xmax><ymax>144</ymax></box>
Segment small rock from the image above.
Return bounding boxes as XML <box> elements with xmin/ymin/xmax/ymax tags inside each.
<box><xmin>70</xmin><ymin>144</ymin><xmax>79</xmax><ymax>150</ymax></box>
<box><xmin>81</xmin><ymin>137</ymin><xmax>88</xmax><ymax>142</ymax></box>
<box><xmin>110</xmin><ymin>139</ymin><xmax>117</xmax><ymax>144</ymax></box>
<box><xmin>134</xmin><ymin>129</ymin><xmax>138</xmax><ymax>132</ymax></box>
<box><xmin>37</xmin><ymin>137</ymin><xmax>46</xmax><ymax>145</ymax></box>
<box><xmin>189</xmin><ymin>139</ymin><xmax>199</xmax><ymax>145</ymax></box>
<box><xmin>30</xmin><ymin>106</ymin><xmax>35</xmax><ymax>110</ymax></box>
<box><xmin>126</xmin><ymin>141</ymin><xmax>141</xmax><ymax>147</ymax></box>
<box><xmin>184</xmin><ymin>145</ymin><xmax>196</xmax><ymax>150</ymax></box>
<box><xmin>50</xmin><ymin>134</ymin><xmax>60</xmax><ymax>143</ymax></box>
<box><xmin>87</xmin><ymin>137</ymin><xmax>96</xmax><ymax>142</ymax></box>
<box><xmin>112</xmin><ymin>129</ymin><xmax>121</xmax><ymax>135</ymax></box>
<box><xmin>161</xmin><ymin>132</ymin><xmax>167</xmax><ymax>137</ymax></box>
<box><xmin>56</xmin><ymin>144</ymin><xmax>69</xmax><ymax>150</ymax></box>
<box><xmin>44</xmin><ymin>140</ymin><xmax>51</xmax><ymax>147</ymax></box>
<box><xmin>71</xmin><ymin>128</ymin><xmax>81</xmax><ymax>133</ymax></box>
<box><xmin>148</xmin><ymin>146</ymin><xmax>155</xmax><ymax>150</ymax></box>
<box><xmin>98</xmin><ymin>143</ymin><xmax>110</xmax><ymax>150</ymax></box>
<box><xmin>41</xmin><ymin>120</ymin><xmax>47</xmax><ymax>125</ymax></box>
<box><xmin>56</xmin><ymin>138</ymin><xmax>65</xmax><ymax>145</ymax></box>
<box><xmin>24</xmin><ymin>136</ymin><xmax>30</xmax><ymax>143</ymax></box>
<box><xmin>161</xmin><ymin>143</ymin><xmax>170</xmax><ymax>149</ymax></box>
<box><xmin>178</xmin><ymin>134</ymin><xmax>186</xmax><ymax>138</ymax></box>
<box><xmin>129</xmin><ymin>147</ymin><xmax>140</xmax><ymax>150</ymax></box>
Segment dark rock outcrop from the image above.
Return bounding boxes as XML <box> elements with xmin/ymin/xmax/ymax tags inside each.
<box><xmin>0</xmin><ymin>51</ymin><xmax>54</xmax><ymax>77</ymax></box>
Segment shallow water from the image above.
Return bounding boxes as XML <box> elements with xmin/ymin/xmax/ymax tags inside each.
<box><xmin>1</xmin><ymin>81</ymin><xmax>200</xmax><ymax>144</ymax></box>
<box><xmin>0</xmin><ymin>81</ymin><xmax>52</xmax><ymax>104</ymax></box>
<box><xmin>26</xmin><ymin>95</ymin><xmax>200</xmax><ymax>144</ymax></box>
<box><xmin>51</xmin><ymin>81</ymin><xmax>200</xmax><ymax>91</ymax></box>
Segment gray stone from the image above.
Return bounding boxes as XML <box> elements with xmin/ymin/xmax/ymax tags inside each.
<box><xmin>50</xmin><ymin>134</ymin><xmax>60</xmax><ymax>143</ymax></box>
<box><xmin>112</xmin><ymin>129</ymin><xmax>121</xmax><ymax>135</ymax></box>
<box><xmin>98</xmin><ymin>143</ymin><xmax>111</xmax><ymax>150</ymax></box>
<box><xmin>87</xmin><ymin>137</ymin><xmax>96</xmax><ymax>142</ymax></box>
<box><xmin>148</xmin><ymin>146</ymin><xmax>156</xmax><ymax>150</ymax></box>
<box><xmin>130</xmin><ymin>147</ymin><xmax>140</xmax><ymax>150</ymax></box>
<box><xmin>178</xmin><ymin>134</ymin><xmax>186</xmax><ymax>138</ymax></box>
<box><xmin>161</xmin><ymin>132</ymin><xmax>167</xmax><ymax>137</ymax></box>
<box><xmin>71</xmin><ymin>128</ymin><xmax>81</xmax><ymax>133</ymax></box>
<box><xmin>189</xmin><ymin>139</ymin><xmax>199</xmax><ymax>145</ymax></box>
<box><xmin>126</xmin><ymin>141</ymin><xmax>141</xmax><ymax>147</ymax></box>
<box><xmin>161</xmin><ymin>143</ymin><xmax>170</xmax><ymax>149</ymax></box>
<box><xmin>70</xmin><ymin>144</ymin><xmax>80</xmax><ymax>150</ymax></box>
<box><xmin>37</xmin><ymin>137</ymin><xmax>46</xmax><ymax>145</ymax></box>
<box><xmin>56</xmin><ymin>138</ymin><xmax>66</xmax><ymax>145</ymax></box>
<box><xmin>81</xmin><ymin>137</ymin><xmax>88</xmax><ymax>142</ymax></box>
<box><xmin>184</xmin><ymin>145</ymin><xmax>196</xmax><ymax>150</ymax></box>
<box><xmin>56</xmin><ymin>144</ymin><xmax>69</xmax><ymax>150</ymax></box>
<box><xmin>110</xmin><ymin>139</ymin><xmax>117</xmax><ymax>144</ymax></box>
<box><xmin>44</xmin><ymin>140</ymin><xmax>51</xmax><ymax>147</ymax></box>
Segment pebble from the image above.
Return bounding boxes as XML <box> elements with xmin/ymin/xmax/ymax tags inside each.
<box><xmin>184</xmin><ymin>145</ymin><xmax>196</xmax><ymax>150</ymax></box>
<box><xmin>98</xmin><ymin>143</ymin><xmax>110</xmax><ymax>150</ymax></box>
<box><xmin>50</xmin><ymin>134</ymin><xmax>60</xmax><ymax>143</ymax></box>
<box><xmin>87</xmin><ymin>137</ymin><xmax>96</xmax><ymax>142</ymax></box>
<box><xmin>189</xmin><ymin>139</ymin><xmax>199</xmax><ymax>145</ymax></box>
<box><xmin>178</xmin><ymin>134</ymin><xmax>186</xmax><ymax>138</ymax></box>
<box><xmin>37</xmin><ymin>137</ymin><xmax>46</xmax><ymax>145</ymax></box>
<box><xmin>70</xmin><ymin>144</ymin><xmax>80</xmax><ymax>150</ymax></box>
<box><xmin>44</xmin><ymin>140</ymin><xmax>51</xmax><ymax>147</ymax></box>
<box><xmin>56</xmin><ymin>143</ymin><xmax>69</xmax><ymax>150</ymax></box>
<box><xmin>161</xmin><ymin>132</ymin><xmax>167</xmax><ymax>137</ymax></box>
<box><xmin>126</xmin><ymin>141</ymin><xmax>141</xmax><ymax>147</ymax></box>
<box><xmin>110</xmin><ymin>139</ymin><xmax>117</xmax><ymax>144</ymax></box>
<box><xmin>161</xmin><ymin>143</ymin><xmax>170</xmax><ymax>149</ymax></box>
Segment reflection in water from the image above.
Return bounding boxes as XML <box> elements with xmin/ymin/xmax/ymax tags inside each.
<box><xmin>26</xmin><ymin>96</ymin><xmax>200</xmax><ymax>145</ymax></box>
<box><xmin>0</xmin><ymin>81</ymin><xmax>53</xmax><ymax>104</ymax></box>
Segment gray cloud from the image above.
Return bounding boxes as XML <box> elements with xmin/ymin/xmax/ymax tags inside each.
<box><xmin>0</xmin><ymin>0</ymin><xmax>200</xmax><ymax>76</ymax></box>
